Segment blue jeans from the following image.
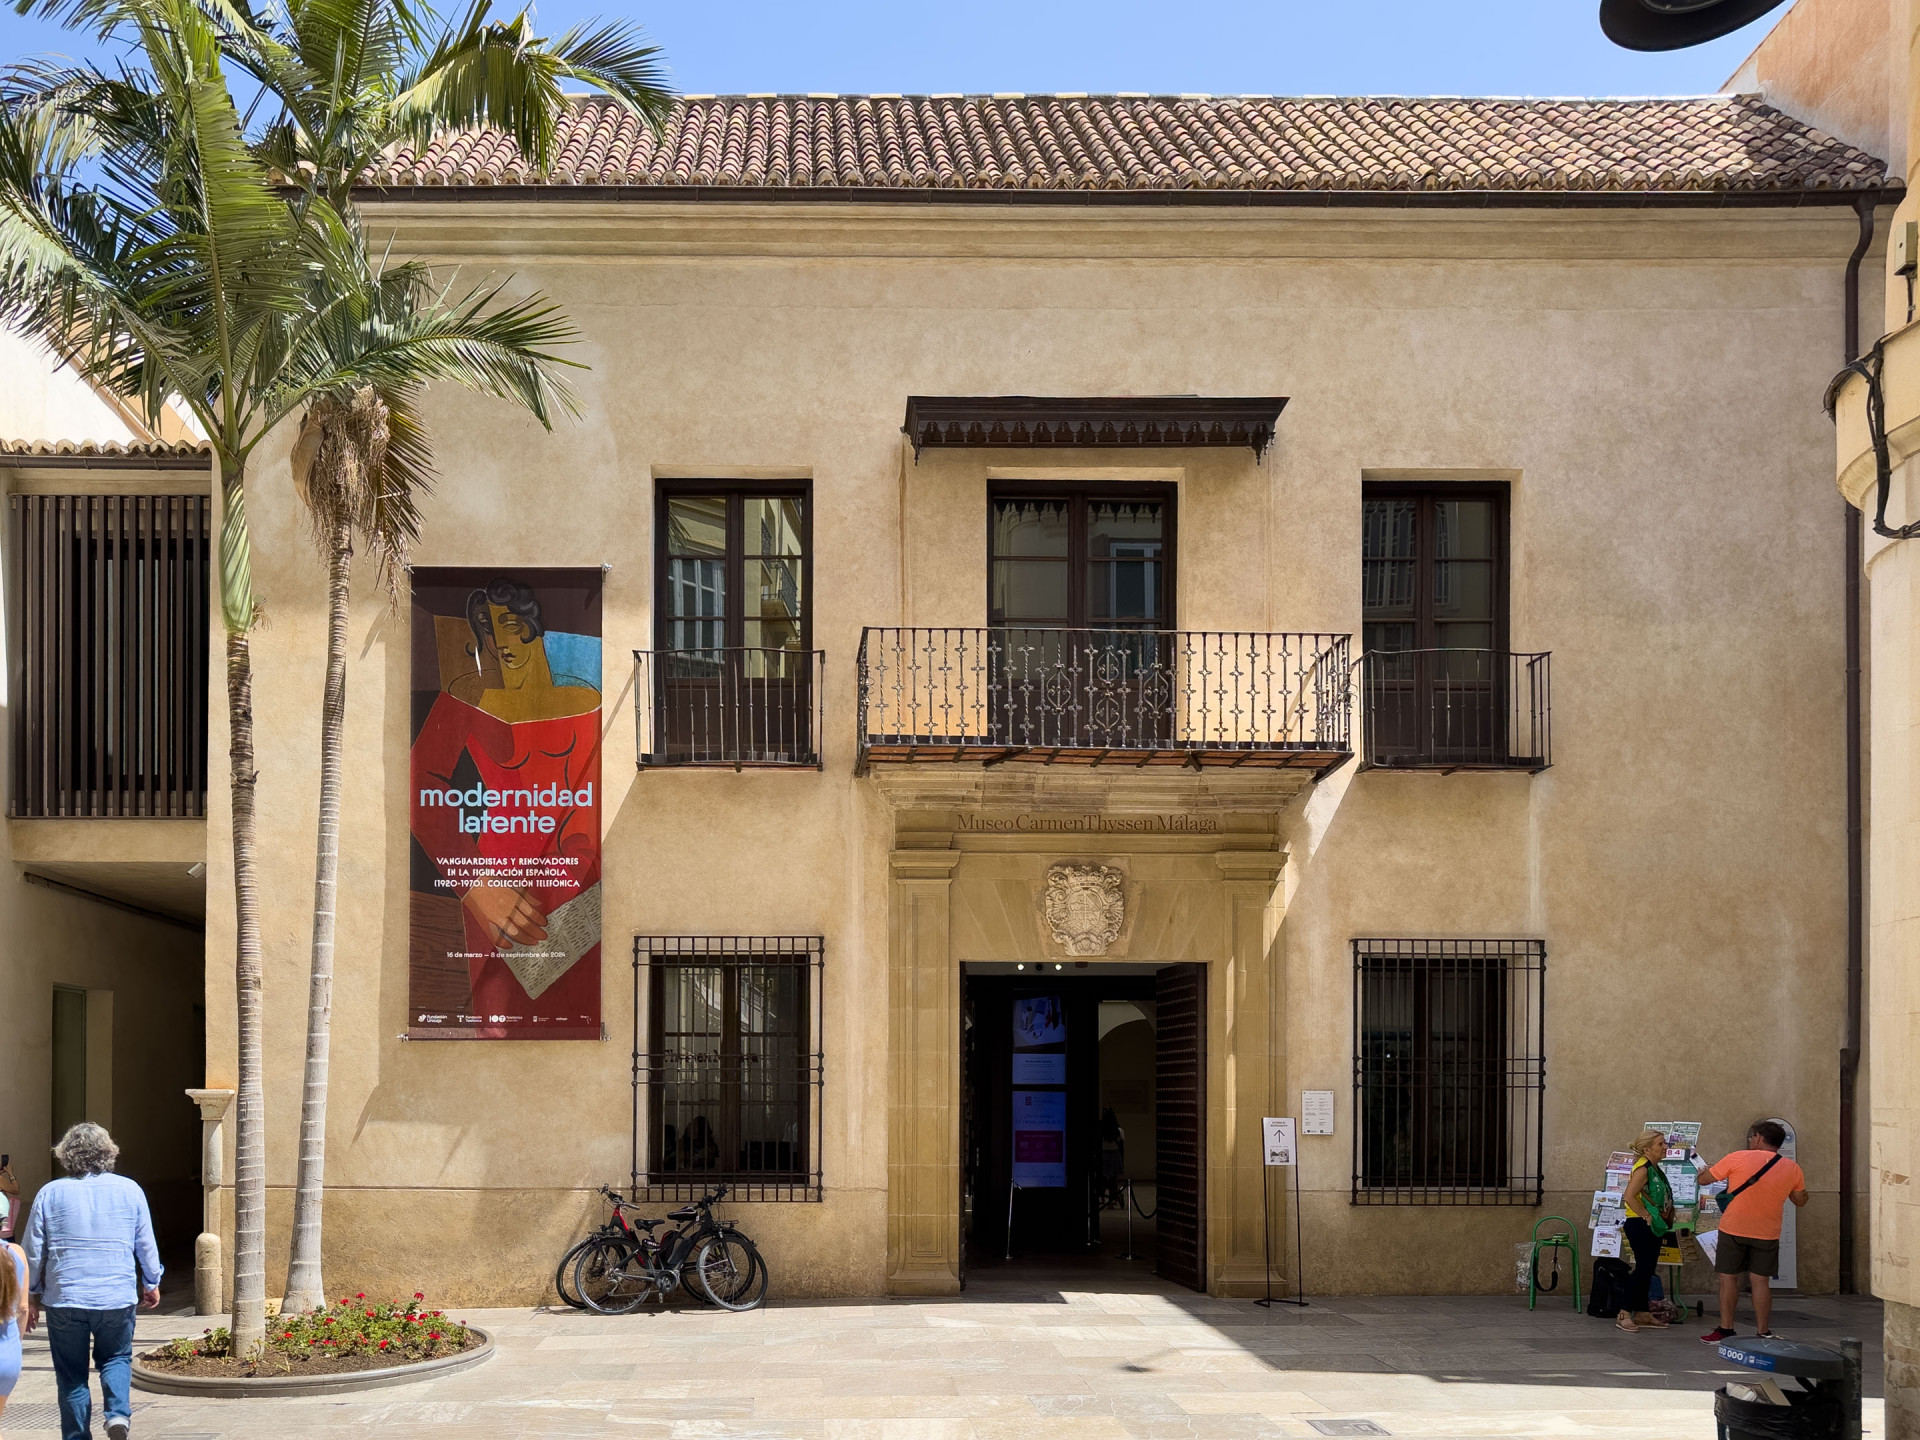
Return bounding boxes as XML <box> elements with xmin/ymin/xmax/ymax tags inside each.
<box><xmin>44</xmin><ymin>1306</ymin><xmax>134</xmax><ymax>1440</ymax></box>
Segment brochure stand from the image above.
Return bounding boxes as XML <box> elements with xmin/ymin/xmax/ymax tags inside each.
<box><xmin>1258</xmin><ymin>1117</ymin><xmax>1307</xmax><ymax>1309</ymax></box>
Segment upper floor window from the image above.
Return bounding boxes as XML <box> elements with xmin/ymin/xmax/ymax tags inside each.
<box><xmin>645</xmin><ymin>486</ymin><xmax>817</xmax><ymax>767</ymax></box>
<box><xmin>1361</xmin><ymin>487</ymin><xmax>1503</xmax><ymax>658</ymax></box>
<box><xmin>988</xmin><ymin>485</ymin><xmax>1174</xmax><ymax>631</ymax></box>
<box><xmin>1360</xmin><ymin>486</ymin><xmax>1538</xmax><ymax>768</ymax></box>
<box><xmin>660</xmin><ymin>487</ymin><xmax>808</xmax><ymax>659</ymax></box>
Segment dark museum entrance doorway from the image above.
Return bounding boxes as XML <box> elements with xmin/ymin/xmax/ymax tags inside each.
<box><xmin>960</xmin><ymin>961</ymin><xmax>1207</xmax><ymax>1292</ymax></box>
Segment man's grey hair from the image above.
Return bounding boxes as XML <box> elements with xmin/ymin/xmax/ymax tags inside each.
<box><xmin>53</xmin><ymin>1123</ymin><xmax>119</xmax><ymax>1175</ymax></box>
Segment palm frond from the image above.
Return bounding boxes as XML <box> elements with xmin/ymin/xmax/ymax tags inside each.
<box><xmin>542</xmin><ymin>19</ymin><xmax>672</xmax><ymax>125</ymax></box>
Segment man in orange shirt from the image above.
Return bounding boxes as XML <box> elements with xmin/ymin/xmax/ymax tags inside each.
<box><xmin>1697</xmin><ymin>1120</ymin><xmax>1808</xmax><ymax>1343</ymax></box>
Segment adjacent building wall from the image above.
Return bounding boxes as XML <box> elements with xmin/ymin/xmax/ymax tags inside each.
<box><xmin>1727</xmin><ymin>0</ymin><xmax>1904</xmax><ymax>173</ymax></box>
<box><xmin>0</xmin><ymin>331</ymin><xmax>139</xmax><ymax>451</ymax></box>
<box><xmin>0</xmin><ymin>338</ymin><xmax>212</xmax><ymax>1274</ymax></box>
<box><xmin>196</xmin><ymin>199</ymin><xmax>1864</xmax><ymax>1303</ymax></box>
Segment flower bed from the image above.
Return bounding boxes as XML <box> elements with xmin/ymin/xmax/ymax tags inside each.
<box><xmin>139</xmin><ymin>1293</ymin><xmax>481</xmax><ymax>1380</ymax></box>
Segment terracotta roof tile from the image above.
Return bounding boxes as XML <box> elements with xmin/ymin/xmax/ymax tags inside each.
<box><xmin>365</xmin><ymin>94</ymin><xmax>1889</xmax><ymax>196</ymax></box>
<box><xmin>0</xmin><ymin>438</ymin><xmax>212</xmax><ymax>463</ymax></box>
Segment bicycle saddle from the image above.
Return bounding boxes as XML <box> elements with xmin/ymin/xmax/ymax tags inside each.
<box><xmin>667</xmin><ymin>1203</ymin><xmax>702</xmax><ymax>1221</ymax></box>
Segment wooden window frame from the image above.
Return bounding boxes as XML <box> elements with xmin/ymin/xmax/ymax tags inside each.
<box><xmin>986</xmin><ymin>481</ymin><xmax>1178</xmax><ymax>631</ymax></box>
<box><xmin>653</xmin><ymin>481</ymin><xmax>813</xmax><ymax>654</ymax></box>
<box><xmin>1360</xmin><ymin>481</ymin><xmax>1509</xmax><ymax>657</ymax></box>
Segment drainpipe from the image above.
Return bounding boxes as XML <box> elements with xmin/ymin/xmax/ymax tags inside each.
<box><xmin>1840</xmin><ymin>192</ymin><xmax>1874</xmax><ymax>1297</ymax></box>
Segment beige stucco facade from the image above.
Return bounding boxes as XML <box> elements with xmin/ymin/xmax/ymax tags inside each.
<box><xmin>155</xmin><ymin>194</ymin><xmax>1869</xmax><ymax>1306</ymax></box>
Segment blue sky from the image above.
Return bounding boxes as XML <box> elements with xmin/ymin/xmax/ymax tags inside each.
<box><xmin>6</xmin><ymin>1</ymin><xmax>1786</xmax><ymax>99</ymax></box>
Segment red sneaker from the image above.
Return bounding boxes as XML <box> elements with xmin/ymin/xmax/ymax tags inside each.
<box><xmin>1701</xmin><ymin>1327</ymin><xmax>1737</xmax><ymax>1344</ymax></box>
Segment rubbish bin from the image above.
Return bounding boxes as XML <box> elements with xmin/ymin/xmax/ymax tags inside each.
<box><xmin>1713</xmin><ymin>1336</ymin><xmax>1863</xmax><ymax>1440</ymax></box>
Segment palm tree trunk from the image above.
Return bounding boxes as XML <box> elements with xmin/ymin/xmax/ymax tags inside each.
<box><xmin>283</xmin><ymin>517</ymin><xmax>352</xmax><ymax>1314</ymax></box>
<box><xmin>226</xmin><ymin>621</ymin><xmax>268</xmax><ymax>1353</ymax></box>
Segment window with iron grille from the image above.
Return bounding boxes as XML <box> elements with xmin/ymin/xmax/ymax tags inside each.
<box><xmin>632</xmin><ymin>937</ymin><xmax>823</xmax><ymax>1201</ymax></box>
<box><xmin>1352</xmin><ymin>938</ymin><xmax>1544</xmax><ymax>1205</ymax></box>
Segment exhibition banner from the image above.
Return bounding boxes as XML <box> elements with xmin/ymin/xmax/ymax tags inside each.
<box><xmin>1012</xmin><ymin>1090</ymin><xmax>1067</xmax><ymax>1187</ymax></box>
<box><xmin>1011</xmin><ymin>995</ymin><xmax>1066</xmax><ymax>1084</ymax></box>
<box><xmin>407</xmin><ymin>567</ymin><xmax>602</xmax><ymax>1040</ymax></box>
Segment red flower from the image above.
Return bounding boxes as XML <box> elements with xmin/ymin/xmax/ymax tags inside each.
<box><xmin>378</xmin><ymin>1339</ymin><xmax>390</xmax><ymax>1350</ymax></box>
<box><xmin>323</xmin><ymin>1317</ymin><xmax>336</xmax><ymax>1326</ymax></box>
<box><xmin>413</xmin><ymin>1292</ymin><xmax>424</xmax><ymax>1300</ymax></box>
<box><xmin>282</xmin><ymin>1331</ymin><xmax>293</xmax><ymax>1339</ymax></box>
<box><xmin>431</xmin><ymin>1311</ymin><xmax>443</xmax><ymax>1318</ymax></box>
<box><xmin>364</xmin><ymin>1310</ymin><xmax>375</xmax><ymax>1318</ymax></box>
<box><xmin>355</xmin><ymin>1292</ymin><xmax>365</xmax><ymax>1300</ymax></box>
<box><xmin>428</xmin><ymin>1332</ymin><xmax>441</xmax><ymax>1341</ymax></box>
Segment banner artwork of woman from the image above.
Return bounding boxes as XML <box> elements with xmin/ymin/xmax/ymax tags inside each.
<box><xmin>408</xmin><ymin>568</ymin><xmax>602</xmax><ymax>1040</ymax></box>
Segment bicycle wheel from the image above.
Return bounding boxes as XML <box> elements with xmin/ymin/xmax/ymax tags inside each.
<box><xmin>573</xmin><ymin>1238</ymin><xmax>651</xmax><ymax>1315</ymax></box>
<box><xmin>693</xmin><ymin>1232</ymin><xmax>767</xmax><ymax>1311</ymax></box>
<box><xmin>554</xmin><ymin>1236</ymin><xmax>598</xmax><ymax>1309</ymax></box>
<box><xmin>680</xmin><ymin>1241</ymin><xmax>715</xmax><ymax>1306</ymax></box>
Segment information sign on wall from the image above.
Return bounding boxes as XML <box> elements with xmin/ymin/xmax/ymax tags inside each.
<box><xmin>1302</xmin><ymin>1090</ymin><xmax>1335</xmax><ymax>1136</ymax></box>
<box><xmin>407</xmin><ymin>567</ymin><xmax>603</xmax><ymax>1040</ymax></box>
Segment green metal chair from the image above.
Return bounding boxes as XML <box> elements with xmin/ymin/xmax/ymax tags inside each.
<box><xmin>1526</xmin><ymin>1215</ymin><xmax>1582</xmax><ymax>1311</ymax></box>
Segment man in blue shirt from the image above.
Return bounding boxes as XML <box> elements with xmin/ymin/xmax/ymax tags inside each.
<box><xmin>24</xmin><ymin>1125</ymin><xmax>161</xmax><ymax>1440</ymax></box>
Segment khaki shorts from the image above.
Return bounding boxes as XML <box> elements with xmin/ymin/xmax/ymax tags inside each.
<box><xmin>1714</xmin><ymin>1232</ymin><xmax>1781</xmax><ymax>1278</ymax></box>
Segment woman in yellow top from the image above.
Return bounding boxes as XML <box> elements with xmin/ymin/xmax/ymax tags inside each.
<box><xmin>1617</xmin><ymin>1130</ymin><xmax>1675</xmax><ymax>1332</ymax></box>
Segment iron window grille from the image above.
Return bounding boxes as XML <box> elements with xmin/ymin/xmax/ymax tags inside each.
<box><xmin>1351</xmin><ymin>938</ymin><xmax>1545</xmax><ymax>1206</ymax></box>
<box><xmin>631</xmin><ymin>936</ymin><xmax>824</xmax><ymax>1202</ymax></box>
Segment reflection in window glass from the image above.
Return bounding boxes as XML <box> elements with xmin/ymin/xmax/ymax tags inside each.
<box><xmin>992</xmin><ymin>560</ymin><xmax>1071</xmax><ymax>622</ymax></box>
<box><xmin>1088</xmin><ymin>500</ymin><xmax>1162</xmax><ymax>552</ymax></box>
<box><xmin>667</xmin><ymin>497</ymin><xmax>727</xmax><ymax>557</ymax></box>
<box><xmin>746</xmin><ymin>498</ymin><xmax>804</xmax><ymax>558</ymax></box>
<box><xmin>992</xmin><ymin>499</ymin><xmax>1069</xmax><ymax>557</ymax></box>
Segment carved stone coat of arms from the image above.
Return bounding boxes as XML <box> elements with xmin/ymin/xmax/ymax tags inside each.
<box><xmin>1043</xmin><ymin>864</ymin><xmax>1125</xmax><ymax>957</ymax></box>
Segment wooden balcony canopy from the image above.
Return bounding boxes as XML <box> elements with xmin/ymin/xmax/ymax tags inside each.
<box><xmin>902</xmin><ymin>396</ymin><xmax>1288</xmax><ymax>460</ymax></box>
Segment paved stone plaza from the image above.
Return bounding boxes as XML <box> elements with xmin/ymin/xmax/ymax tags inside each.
<box><xmin>1</xmin><ymin>1266</ymin><xmax>1887</xmax><ymax>1438</ymax></box>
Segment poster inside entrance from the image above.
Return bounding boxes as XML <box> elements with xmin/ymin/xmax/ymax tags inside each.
<box><xmin>408</xmin><ymin>567</ymin><xmax>602</xmax><ymax>1039</ymax></box>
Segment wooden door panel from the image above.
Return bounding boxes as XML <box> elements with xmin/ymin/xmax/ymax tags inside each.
<box><xmin>1155</xmin><ymin>962</ymin><xmax>1207</xmax><ymax>1292</ymax></box>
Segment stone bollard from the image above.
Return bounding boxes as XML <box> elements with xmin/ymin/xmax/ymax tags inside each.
<box><xmin>184</xmin><ymin>1088</ymin><xmax>234</xmax><ymax>1316</ymax></box>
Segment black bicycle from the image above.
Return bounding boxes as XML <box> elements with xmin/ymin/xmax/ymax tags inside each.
<box><xmin>554</xmin><ymin>1186</ymin><xmax>652</xmax><ymax>1309</ymax></box>
<box><xmin>572</xmin><ymin>1184</ymin><xmax>768</xmax><ymax>1313</ymax></box>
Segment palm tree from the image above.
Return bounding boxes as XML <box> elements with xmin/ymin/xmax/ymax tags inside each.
<box><xmin>1</xmin><ymin>0</ymin><xmax>658</xmax><ymax>1342</ymax></box>
<box><xmin>277</xmin><ymin>248</ymin><xmax>590</xmax><ymax>1315</ymax></box>
<box><xmin>187</xmin><ymin>0</ymin><xmax>672</xmax><ymax>1316</ymax></box>
<box><xmin>2</xmin><ymin>8</ymin><xmax>360</xmax><ymax>1351</ymax></box>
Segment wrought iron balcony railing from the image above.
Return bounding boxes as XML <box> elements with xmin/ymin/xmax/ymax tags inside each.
<box><xmin>634</xmin><ymin>648</ymin><xmax>824</xmax><ymax>770</ymax></box>
<box><xmin>1359</xmin><ymin>649</ymin><xmax>1551</xmax><ymax>772</ymax></box>
<box><xmin>856</xmin><ymin>627</ymin><xmax>1351</xmax><ymax>771</ymax></box>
